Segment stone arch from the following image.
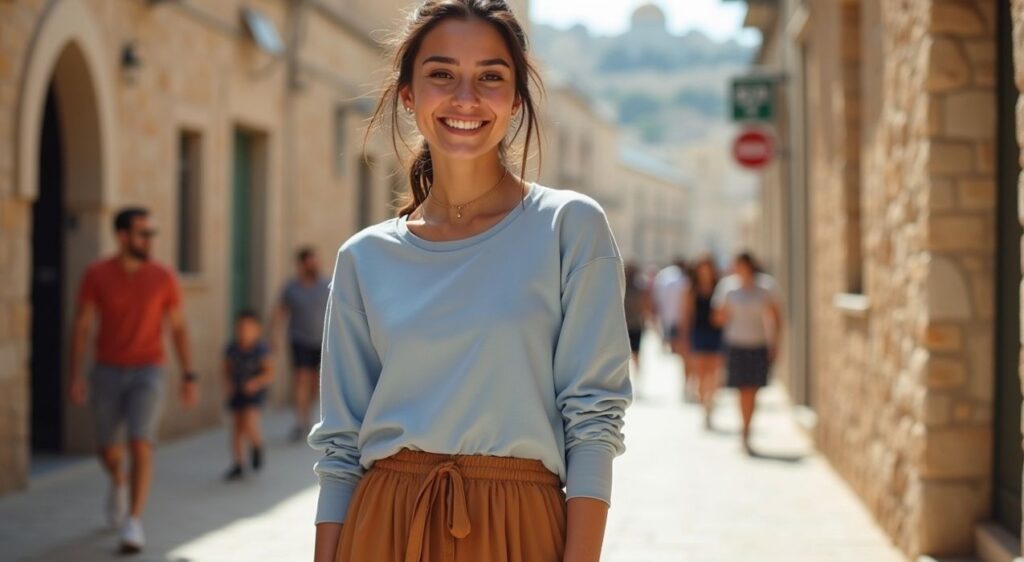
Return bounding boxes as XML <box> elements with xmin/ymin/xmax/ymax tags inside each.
<box><xmin>16</xmin><ymin>0</ymin><xmax>117</xmax><ymax>209</ymax></box>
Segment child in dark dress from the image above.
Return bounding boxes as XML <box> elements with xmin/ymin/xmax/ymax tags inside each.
<box><xmin>223</xmin><ymin>309</ymin><xmax>273</xmax><ymax>480</ymax></box>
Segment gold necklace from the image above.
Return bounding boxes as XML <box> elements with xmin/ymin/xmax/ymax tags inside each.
<box><xmin>426</xmin><ymin>169</ymin><xmax>509</xmax><ymax>219</ymax></box>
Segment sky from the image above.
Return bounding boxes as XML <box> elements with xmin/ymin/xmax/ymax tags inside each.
<box><xmin>530</xmin><ymin>0</ymin><xmax>761</xmax><ymax>46</ymax></box>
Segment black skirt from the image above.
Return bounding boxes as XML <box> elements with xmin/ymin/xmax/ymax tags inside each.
<box><xmin>725</xmin><ymin>345</ymin><xmax>772</xmax><ymax>388</ymax></box>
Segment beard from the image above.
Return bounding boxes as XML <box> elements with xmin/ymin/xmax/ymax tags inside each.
<box><xmin>127</xmin><ymin>245</ymin><xmax>150</xmax><ymax>261</ymax></box>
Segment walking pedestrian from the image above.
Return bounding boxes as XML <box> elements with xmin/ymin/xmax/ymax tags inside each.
<box><xmin>712</xmin><ymin>252</ymin><xmax>783</xmax><ymax>454</ymax></box>
<box><xmin>308</xmin><ymin>3</ymin><xmax>632</xmax><ymax>561</ymax></box>
<box><xmin>223</xmin><ymin>309</ymin><xmax>274</xmax><ymax>480</ymax></box>
<box><xmin>67</xmin><ymin>207</ymin><xmax>198</xmax><ymax>554</ymax></box>
<box><xmin>681</xmin><ymin>255</ymin><xmax>724</xmax><ymax>429</ymax></box>
<box><xmin>651</xmin><ymin>257</ymin><xmax>692</xmax><ymax>400</ymax></box>
<box><xmin>271</xmin><ymin>247</ymin><xmax>330</xmax><ymax>442</ymax></box>
<box><xmin>624</xmin><ymin>261</ymin><xmax>651</xmax><ymax>385</ymax></box>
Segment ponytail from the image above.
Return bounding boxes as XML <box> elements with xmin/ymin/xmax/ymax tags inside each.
<box><xmin>400</xmin><ymin>140</ymin><xmax>433</xmax><ymax>217</ymax></box>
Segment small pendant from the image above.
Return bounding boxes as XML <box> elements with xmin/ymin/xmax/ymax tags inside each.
<box><xmin>456</xmin><ymin>206</ymin><xmax>463</xmax><ymax>219</ymax></box>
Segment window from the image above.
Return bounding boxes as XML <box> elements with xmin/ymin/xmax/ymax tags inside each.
<box><xmin>841</xmin><ymin>2</ymin><xmax>864</xmax><ymax>294</ymax></box>
<box><xmin>177</xmin><ymin>130</ymin><xmax>202</xmax><ymax>274</ymax></box>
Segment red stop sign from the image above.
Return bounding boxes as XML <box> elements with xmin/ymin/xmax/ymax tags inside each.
<box><xmin>733</xmin><ymin>128</ymin><xmax>775</xmax><ymax>170</ymax></box>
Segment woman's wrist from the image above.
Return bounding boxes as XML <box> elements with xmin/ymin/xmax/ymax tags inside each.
<box><xmin>313</xmin><ymin>522</ymin><xmax>343</xmax><ymax>562</ymax></box>
<box><xmin>564</xmin><ymin>497</ymin><xmax>608</xmax><ymax>562</ymax></box>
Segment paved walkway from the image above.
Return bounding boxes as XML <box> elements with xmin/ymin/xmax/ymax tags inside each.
<box><xmin>604</xmin><ymin>334</ymin><xmax>908</xmax><ymax>562</ymax></box>
<box><xmin>0</xmin><ymin>329</ymin><xmax>909</xmax><ymax>561</ymax></box>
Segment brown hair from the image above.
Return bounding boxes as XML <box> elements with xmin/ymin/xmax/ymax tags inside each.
<box><xmin>365</xmin><ymin>0</ymin><xmax>544</xmax><ymax>218</ymax></box>
<box><xmin>689</xmin><ymin>254</ymin><xmax>720</xmax><ymax>294</ymax></box>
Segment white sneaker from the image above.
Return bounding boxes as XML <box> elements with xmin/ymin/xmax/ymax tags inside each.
<box><xmin>106</xmin><ymin>483</ymin><xmax>128</xmax><ymax>528</ymax></box>
<box><xmin>119</xmin><ymin>517</ymin><xmax>145</xmax><ymax>554</ymax></box>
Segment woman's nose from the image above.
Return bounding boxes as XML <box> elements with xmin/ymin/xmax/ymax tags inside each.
<box><xmin>451</xmin><ymin>79</ymin><xmax>480</xmax><ymax>108</ymax></box>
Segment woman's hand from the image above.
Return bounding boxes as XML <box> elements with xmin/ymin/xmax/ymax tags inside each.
<box><xmin>314</xmin><ymin>522</ymin><xmax>343</xmax><ymax>562</ymax></box>
<box><xmin>564</xmin><ymin>497</ymin><xmax>608</xmax><ymax>562</ymax></box>
<box><xmin>676</xmin><ymin>332</ymin><xmax>691</xmax><ymax>361</ymax></box>
<box><xmin>243</xmin><ymin>378</ymin><xmax>264</xmax><ymax>395</ymax></box>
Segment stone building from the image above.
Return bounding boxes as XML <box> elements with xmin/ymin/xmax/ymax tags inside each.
<box><xmin>539</xmin><ymin>81</ymin><xmax>691</xmax><ymax>266</ymax></box>
<box><xmin>0</xmin><ymin>0</ymin><xmax>534</xmax><ymax>496</ymax></box>
<box><xmin>617</xmin><ymin>144</ymin><xmax>691</xmax><ymax>266</ymax></box>
<box><xmin>539</xmin><ymin>81</ymin><xmax>622</xmax><ymax>214</ymax></box>
<box><xmin>743</xmin><ymin>0</ymin><xmax>1024</xmax><ymax>559</ymax></box>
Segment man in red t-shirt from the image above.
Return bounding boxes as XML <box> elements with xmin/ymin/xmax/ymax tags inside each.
<box><xmin>68</xmin><ymin>207</ymin><xmax>198</xmax><ymax>554</ymax></box>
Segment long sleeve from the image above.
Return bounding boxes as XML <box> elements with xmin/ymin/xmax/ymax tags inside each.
<box><xmin>307</xmin><ymin>248</ymin><xmax>382</xmax><ymax>524</ymax></box>
<box><xmin>552</xmin><ymin>198</ymin><xmax>633</xmax><ymax>506</ymax></box>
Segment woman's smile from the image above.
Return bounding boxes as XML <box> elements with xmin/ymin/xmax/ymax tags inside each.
<box><xmin>438</xmin><ymin>117</ymin><xmax>491</xmax><ymax>134</ymax></box>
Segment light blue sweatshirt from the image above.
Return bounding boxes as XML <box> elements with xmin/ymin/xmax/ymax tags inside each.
<box><xmin>308</xmin><ymin>182</ymin><xmax>633</xmax><ymax>524</ymax></box>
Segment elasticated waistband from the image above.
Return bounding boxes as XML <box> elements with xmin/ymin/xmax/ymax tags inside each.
<box><xmin>374</xmin><ymin>448</ymin><xmax>561</xmax><ymax>486</ymax></box>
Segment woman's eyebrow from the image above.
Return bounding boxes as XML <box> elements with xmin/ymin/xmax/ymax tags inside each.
<box><xmin>477</xmin><ymin>58</ymin><xmax>511</xmax><ymax>68</ymax></box>
<box><xmin>422</xmin><ymin>55</ymin><xmax>511</xmax><ymax>68</ymax></box>
<box><xmin>423</xmin><ymin>55</ymin><xmax>458</xmax><ymax>65</ymax></box>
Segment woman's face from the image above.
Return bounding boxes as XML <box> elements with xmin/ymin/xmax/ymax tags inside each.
<box><xmin>401</xmin><ymin>18</ymin><xmax>520</xmax><ymax>161</ymax></box>
<box><xmin>735</xmin><ymin>260</ymin><xmax>755</xmax><ymax>284</ymax></box>
<box><xmin>697</xmin><ymin>263</ymin><xmax>714</xmax><ymax>286</ymax></box>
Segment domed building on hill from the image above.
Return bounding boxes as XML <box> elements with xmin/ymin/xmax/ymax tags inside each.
<box><xmin>630</xmin><ymin>3</ymin><xmax>669</xmax><ymax>35</ymax></box>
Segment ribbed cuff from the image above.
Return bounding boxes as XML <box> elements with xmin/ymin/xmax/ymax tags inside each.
<box><xmin>564</xmin><ymin>442</ymin><xmax>616</xmax><ymax>506</ymax></box>
<box><xmin>314</xmin><ymin>477</ymin><xmax>358</xmax><ymax>524</ymax></box>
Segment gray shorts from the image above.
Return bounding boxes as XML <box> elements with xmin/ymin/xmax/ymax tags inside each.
<box><xmin>90</xmin><ymin>364</ymin><xmax>164</xmax><ymax>447</ymax></box>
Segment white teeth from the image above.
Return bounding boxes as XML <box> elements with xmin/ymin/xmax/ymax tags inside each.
<box><xmin>443</xmin><ymin>118</ymin><xmax>485</xmax><ymax>131</ymax></box>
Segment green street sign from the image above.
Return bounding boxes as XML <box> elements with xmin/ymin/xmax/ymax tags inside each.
<box><xmin>732</xmin><ymin>77</ymin><xmax>775</xmax><ymax>122</ymax></box>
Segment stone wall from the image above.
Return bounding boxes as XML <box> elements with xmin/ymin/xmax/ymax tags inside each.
<box><xmin>805</xmin><ymin>0</ymin><xmax>997</xmax><ymax>557</ymax></box>
<box><xmin>0</xmin><ymin>0</ymin><xmax>70</xmax><ymax>495</ymax></box>
<box><xmin>915</xmin><ymin>0</ymin><xmax>996</xmax><ymax>554</ymax></box>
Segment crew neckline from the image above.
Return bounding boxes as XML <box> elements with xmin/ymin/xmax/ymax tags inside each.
<box><xmin>395</xmin><ymin>182</ymin><xmax>540</xmax><ymax>252</ymax></box>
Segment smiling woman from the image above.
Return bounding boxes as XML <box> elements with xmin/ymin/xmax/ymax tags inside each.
<box><xmin>362</xmin><ymin>1</ymin><xmax>545</xmax><ymax>233</ymax></box>
<box><xmin>308</xmin><ymin>2</ymin><xmax>633</xmax><ymax>562</ymax></box>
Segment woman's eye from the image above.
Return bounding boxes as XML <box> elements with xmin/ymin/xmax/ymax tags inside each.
<box><xmin>429</xmin><ymin>70</ymin><xmax>453</xmax><ymax>79</ymax></box>
<box><xmin>481</xmin><ymin>73</ymin><xmax>503</xmax><ymax>82</ymax></box>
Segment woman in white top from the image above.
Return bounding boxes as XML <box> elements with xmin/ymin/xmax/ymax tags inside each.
<box><xmin>309</xmin><ymin>2</ymin><xmax>633</xmax><ymax>561</ymax></box>
<box><xmin>712</xmin><ymin>252</ymin><xmax>783</xmax><ymax>454</ymax></box>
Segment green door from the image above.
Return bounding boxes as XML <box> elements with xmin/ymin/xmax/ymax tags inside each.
<box><xmin>231</xmin><ymin>129</ymin><xmax>253</xmax><ymax>319</ymax></box>
<box><xmin>995</xmin><ymin>0</ymin><xmax>1022</xmax><ymax>536</ymax></box>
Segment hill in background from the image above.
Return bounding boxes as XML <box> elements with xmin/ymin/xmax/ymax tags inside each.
<box><xmin>531</xmin><ymin>17</ymin><xmax>755</xmax><ymax>145</ymax></box>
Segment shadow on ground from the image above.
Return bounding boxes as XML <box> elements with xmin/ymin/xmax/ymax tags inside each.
<box><xmin>1</xmin><ymin>411</ymin><xmax>319</xmax><ymax>562</ymax></box>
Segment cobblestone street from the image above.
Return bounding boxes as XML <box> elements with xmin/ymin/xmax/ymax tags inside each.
<box><xmin>0</xmin><ymin>330</ymin><xmax>908</xmax><ymax>561</ymax></box>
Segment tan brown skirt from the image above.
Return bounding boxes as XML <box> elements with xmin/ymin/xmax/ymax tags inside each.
<box><xmin>335</xmin><ymin>448</ymin><xmax>567</xmax><ymax>562</ymax></box>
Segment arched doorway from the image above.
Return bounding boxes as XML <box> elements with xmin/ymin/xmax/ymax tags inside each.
<box><xmin>16</xmin><ymin>0</ymin><xmax>117</xmax><ymax>472</ymax></box>
<box><xmin>29</xmin><ymin>41</ymin><xmax>107</xmax><ymax>465</ymax></box>
<box><xmin>31</xmin><ymin>82</ymin><xmax>65</xmax><ymax>454</ymax></box>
